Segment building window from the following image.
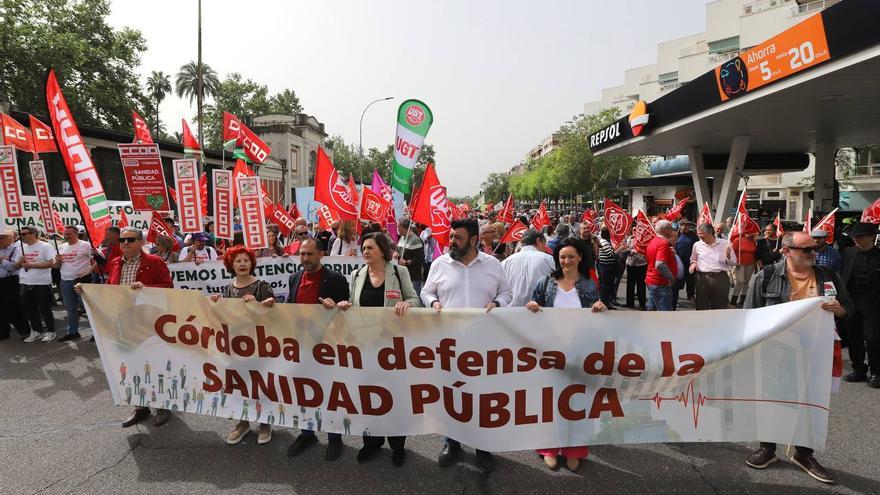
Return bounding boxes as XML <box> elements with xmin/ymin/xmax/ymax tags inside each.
<box><xmin>658</xmin><ymin>71</ymin><xmax>679</xmax><ymax>85</ymax></box>
<box><xmin>708</xmin><ymin>36</ymin><xmax>740</xmax><ymax>54</ymax></box>
<box><xmin>290</xmin><ymin>146</ymin><xmax>298</xmax><ymax>173</ymax></box>
<box><xmin>308</xmin><ymin>150</ymin><xmax>317</xmax><ymax>187</ymax></box>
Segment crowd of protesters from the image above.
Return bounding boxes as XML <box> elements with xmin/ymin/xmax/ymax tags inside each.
<box><xmin>1</xmin><ymin>199</ymin><xmax>878</xmax><ymax>484</ymax></box>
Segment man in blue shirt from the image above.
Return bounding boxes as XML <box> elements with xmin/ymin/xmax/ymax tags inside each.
<box><xmin>811</xmin><ymin>230</ymin><xmax>841</xmax><ymax>275</ymax></box>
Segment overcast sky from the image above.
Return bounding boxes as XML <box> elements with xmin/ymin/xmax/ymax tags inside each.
<box><xmin>108</xmin><ymin>0</ymin><xmax>707</xmax><ymax>196</ymax></box>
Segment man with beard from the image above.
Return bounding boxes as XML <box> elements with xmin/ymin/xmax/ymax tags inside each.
<box><xmin>420</xmin><ymin>218</ymin><xmax>512</xmax><ymax>472</ymax></box>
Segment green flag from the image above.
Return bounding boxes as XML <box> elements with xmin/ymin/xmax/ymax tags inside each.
<box><xmin>391</xmin><ymin>99</ymin><xmax>433</xmax><ymax>193</ymax></box>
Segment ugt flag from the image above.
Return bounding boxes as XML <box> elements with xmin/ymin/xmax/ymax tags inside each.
<box><xmin>391</xmin><ymin>100</ymin><xmax>433</xmax><ymax>193</ymax></box>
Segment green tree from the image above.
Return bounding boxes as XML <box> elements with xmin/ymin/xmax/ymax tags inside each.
<box><xmin>145</xmin><ymin>70</ymin><xmax>171</xmax><ymax>135</ymax></box>
<box><xmin>480</xmin><ymin>172</ymin><xmax>511</xmax><ymax>204</ymax></box>
<box><xmin>0</xmin><ymin>0</ymin><xmax>151</xmax><ymax>129</ymax></box>
<box><xmin>174</xmin><ymin>61</ymin><xmax>220</xmax><ymax>104</ymax></box>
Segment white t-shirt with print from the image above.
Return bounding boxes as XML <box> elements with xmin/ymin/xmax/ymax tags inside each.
<box><xmin>179</xmin><ymin>245</ymin><xmax>217</xmax><ymax>263</ymax></box>
<box><xmin>17</xmin><ymin>240</ymin><xmax>56</xmax><ymax>286</ymax></box>
<box><xmin>59</xmin><ymin>241</ymin><xmax>93</xmax><ymax>281</ymax></box>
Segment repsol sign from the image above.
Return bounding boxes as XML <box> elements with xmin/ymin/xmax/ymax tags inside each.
<box><xmin>589</xmin><ymin>122</ymin><xmax>621</xmax><ymax>150</ymax></box>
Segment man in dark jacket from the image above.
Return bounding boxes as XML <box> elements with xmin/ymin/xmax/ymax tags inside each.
<box><xmin>743</xmin><ymin>231</ymin><xmax>850</xmax><ymax>485</ymax></box>
<box><xmin>284</xmin><ymin>237</ymin><xmax>350</xmax><ymax>461</ymax></box>
<box><xmin>840</xmin><ymin>222</ymin><xmax>880</xmax><ymax>387</ymax></box>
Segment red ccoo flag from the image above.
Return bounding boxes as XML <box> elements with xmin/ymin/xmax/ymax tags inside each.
<box><xmin>813</xmin><ymin>208</ymin><xmax>838</xmax><ymax>245</ymax></box>
<box><xmin>531</xmin><ymin>201</ymin><xmax>550</xmax><ymax>231</ymax></box>
<box><xmin>411</xmin><ymin>164</ymin><xmax>450</xmax><ymax>248</ymax></box>
<box><xmin>118</xmin><ymin>209</ymin><xmax>130</xmax><ymax>228</ymax></box>
<box><xmin>500</xmin><ymin>220</ymin><xmax>528</xmax><ymax>244</ymax></box>
<box><xmin>131</xmin><ymin>110</ymin><xmax>154</xmax><ymax>144</ymax></box>
<box><xmin>1</xmin><ymin>113</ymin><xmax>33</xmax><ymax>152</ymax></box>
<box><xmin>147</xmin><ymin>211</ymin><xmax>176</xmax><ymax>246</ymax></box>
<box><xmin>314</xmin><ymin>148</ymin><xmax>357</xmax><ymax>221</ymax></box>
<box><xmin>698</xmin><ymin>202</ymin><xmax>713</xmax><ymax>228</ymax></box>
<box><xmin>288</xmin><ymin>202</ymin><xmax>301</xmax><ymax>220</ymax></box>
<box><xmin>28</xmin><ymin>115</ymin><xmax>57</xmax><ymax>154</ymax></box>
<box><xmin>317</xmin><ymin>204</ymin><xmax>340</xmax><ymax>231</ymax></box>
<box><xmin>182</xmin><ymin>119</ymin><xmax>202</xmax><ymax>158</ymax></box>
<box><xmin>498</xmin><ymin>195</ymin><xmax>514</xmax><ymax>224</ymax></box>
<box><xmin>52</xmin><ymin>209</ymin><xmax>65</xmax><ymax>233</ymax></box>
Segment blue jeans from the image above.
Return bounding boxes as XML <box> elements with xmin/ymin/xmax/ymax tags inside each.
<box><xmin>647</xmin><ymin>285</ymin><xmax>674</xmax><ymax>312</ymax></box>
<box><xmin>60</xmin><ymin>280</ymin><xmax>82</xmax><ymax>336</ymax></box>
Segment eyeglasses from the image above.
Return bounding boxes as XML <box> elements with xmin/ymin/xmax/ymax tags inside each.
<box><xmin>119</xmin><ymin>237</ymin><xmax>140</xmax><ymax>243</ymax></box>
<box><xmin>789</xmin><ymin>246</ymin><xmax>816</xmax><ymax>254</ymax></box>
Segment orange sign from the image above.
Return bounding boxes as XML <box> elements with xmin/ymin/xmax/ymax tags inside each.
<box><xmin>715</xmin><ymin>14</ymin><xmax>830</xmax><ymax>101</ymax></box>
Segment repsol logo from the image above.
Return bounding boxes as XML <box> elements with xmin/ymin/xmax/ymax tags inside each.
<box><xmin>589</xmin><ymin>122</ymin><xmax>621</xmax><ymax>149</ymax></box>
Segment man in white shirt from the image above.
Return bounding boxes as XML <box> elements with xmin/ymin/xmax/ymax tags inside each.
<box><xmin>501</xmin><ymin>230</ymin><xmax>554</xmax><ymax>307</ymax></box>
<box><xmin>55</xmin><ymin>225</ymin><xmax>93</xmax><ymax>341</ymax></box>
<box><xmin>14</xmin><ymin>227</ymin><xmax>58</xmax><ymax>342</ymax></box>
<box><xmin>689</xmin><ymin>223</ymin><xmax>738</xmax><ymax>310</ymax></box>
<box><xmin>0</xmin><ymin>229</ymin><xmax>29</xmax><ymax>340</ymax></box>
<box><xmin>420</xmin><ymin>218</ymin><xmax>512</xmax><ymax>473</ymax></box>
<box><xmin>179</xmin><ymin>232</ymin><xmax>217</xmax><ymax>264</ymax></box>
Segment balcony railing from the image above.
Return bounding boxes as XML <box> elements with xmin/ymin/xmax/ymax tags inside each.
<box><xmin>793</xmin><ymin>0</ymin><xmax>840</xmax><ymax>15</ymax></box>
<box><xmin>743</xmin><ymin>0</ymin><xmax>784</xmax><ymax>16</ymax></box>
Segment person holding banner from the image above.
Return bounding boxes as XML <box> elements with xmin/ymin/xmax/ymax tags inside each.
<box><xmin>337</xmin><ymin>232</ymin><xmax>421</xmax><ymax>466</ymax></box>
<box><xmin>744</xmin><ymin>231</ymin><xmax>849</xmax><ymax>484</ymax></box>
<box><xmin>0</xmin><ymin>229</ymin><xmax>30</xmax><ymax>341</ymax></box>
<box><xmin>77</xmin><ymin>227</ymin><xmax>174</xmax><ymax>427</ymax></box>
<box><xmin>284</xmin><ymin>237</ymin><xmax>350</xmax><ymax>461</ymax></box>
<box><xmin>526</xmin><ymin>237</ymin><xmax>606</xmax><ymax>472</ymax></box>
<box><xmin>55</xmin><ymin>225</ymin><xmax>93</xmax><ymax>342</ymax></box>
<box><xmin>14</xmin><ymin>227</ymin><xmax>58</xmax><ymax>343</ymax></box>
<box><xmin>421</xmin><ymin>218</ymin><xmax>512</xmax><ymax>472</ymax></box>
<box><xmin>209</xmin><ymin>245</ymin><xmax>276</xmax><ymax>445</ymax></box>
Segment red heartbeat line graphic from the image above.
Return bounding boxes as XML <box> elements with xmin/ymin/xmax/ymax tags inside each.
<box><xmin>639</xmin><ymin>379</ymin><xmax>830</xmax><ymax>429</ymax></box>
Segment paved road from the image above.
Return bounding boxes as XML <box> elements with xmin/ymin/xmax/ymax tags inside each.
<box><xmin>1</xmin><ymin>297</ymin><xmax>879</xmax><ymax>494</ymax></box>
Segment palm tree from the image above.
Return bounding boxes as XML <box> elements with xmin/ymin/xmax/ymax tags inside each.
<box><xmin>175</xmin><ymin>61</ymin><xmax>220</xmax><ymax>151</ymax></box>
<box><xmin>145</xmin><ymin>71</ymin><xmax>171</xmax><ymax>136</ymax></box>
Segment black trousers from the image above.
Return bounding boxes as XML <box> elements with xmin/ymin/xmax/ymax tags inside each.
<box><xmin>759</xmin><ymin>442</ymin><xmax>812</xmax><ymax>457</ymax></box>
<box><xmin>364</xmin><ymin>434</ymin><xmax>405</xmax><ymax>451</ymax></box>
<box><xmin>0</xmin><ymin>276</ymin><xmax>30</xmax><ymax>337</ymax></box>
<box><xmin>625</xmin><ymin>264</ymin><xmax>647</xmax><ymax>309</ymax></box>
<box><xmin>847</xmin><ymin>295</ymin><xmax>880</xmax><ymax>375</ymax></box>
<box><xmin>21</xmin><ymin>284</ymin><xmax>55</xmax><ymax>333</ymax></box>
<box><xmin>598</xmin><ymin>263</ymin><xmax>616</xmax><ymax>307</ymax></box>
<box><xmin>684</xmin><ymin>271</ymin><xmax>695</xmax><ymax>298</ymax></box>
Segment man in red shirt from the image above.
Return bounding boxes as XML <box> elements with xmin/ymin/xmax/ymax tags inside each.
<box><xmin>284</xmin><ymin>237</ymin><xmax>350</xmax><ymax>461</ymax></box>
<box><xmin>645</xmin><ymin>220</ymin><xmax>677</xmax><ymax>311</ymax></box>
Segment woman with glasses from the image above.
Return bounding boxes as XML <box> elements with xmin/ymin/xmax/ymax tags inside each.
<box><xmin>337</xmin><ymin>232</ymin><xmax>420</xmax><ymax>466</ymax></box>
<box><xmin>209</xmin><ymin>245</ymin><xmax>276</xmax><ymax>445</ymax></box>
<box><xmin>525</xmin><ymin>237</ymin><xmax>606</xmax><ymax>472</ymax></box>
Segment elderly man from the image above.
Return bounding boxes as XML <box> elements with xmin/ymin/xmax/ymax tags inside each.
<box><xmin>840</xmin><ymin>222</ymin><xmax>880</xmax><ymax>387</ymax></box>
<box><xmin>501</xmin><ymin>229</ymin><xmax>555</xmax><ymax>307</ymax></box>
<box><xmin>0</xmin><ymin>229</ymin><xmax>30</xmax><ymax>340</ymax></box>
<box><xmin>744</xmin><ymin>231</ymin><xmax>849</xmax><ymax>484</ymax></box>
<box><xmin>689</xmin><ymin>223</ymin><xmax>737</xmax><ymax>310</ymax></box>
<box><xmin>479</xmin><ymin>222</ymin><xmax>499</xmax><ymax>256</ymax></box>
<box><xmin>421</xmin><ymin>218</ymin><xmax>512</xmax><ymax>472</ymax></box>
<box><xmin>78</xmin><ymin>227</ymin><xmax>174</xmax><ymax>426</ymax></box>
<box><xmin>645</xmin><ymin>220</ymin><xmax>678</xmax><ymax>311</ymax></box>
<box><xmin>179</xmin><ymin>232</ymin><xmax>217</xmax><ymax>264</ymax></box>
<box><xmin>284</xmin><ymin>225</ymin><xmax>311</xmax><ymax>256</ymax></box>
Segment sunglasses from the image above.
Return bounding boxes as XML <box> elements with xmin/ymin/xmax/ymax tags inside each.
<box><xmin>20</xmin><ymin>231</ymin><xmax>34</xmax><ymax>236</ymax></box>
<box><xmin>119</xmin><ymin>237</ymin><xmax>140</xmax><ymax>243</ymax></box>
<box><xmin>789</xmin><ymin>246</ymin><xmax>816</xmax><ymax>254</ymax></box>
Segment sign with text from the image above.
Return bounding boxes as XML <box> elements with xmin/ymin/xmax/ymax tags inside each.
<box><xmin>28</xmin><ymin>161</ymin><xmax>59</xmax><ymax>235</ymax></box>
<box><xmin>172</xmin><ymin>159</ymin><xmax>203</xmax><ymax>233</ymax></box>
<box><xmin>0</xmin><ymin>145</ymin><xmax>23</xmax><ymax>218</ymax></box>
<box><xmin>212</xmin><ymin>169</ymin><xmax>234</xmax><ymax>240</ymax></box>
<box><xmin>118</xmin><ymin>143</ymin><xmax>171</xmax><ymax>211</ymax></box>
<box><xmin>237</xmin><ymin>175</ymin><xmax>268</xmax><ymax>250</ymax></box>
<box><xmin>84</xmin><ymin>287</ymin><xmax>833</xmax><ymax>452</ymax></box>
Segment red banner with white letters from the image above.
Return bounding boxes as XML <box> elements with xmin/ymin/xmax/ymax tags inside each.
<box><xmin>28</xmin><ymin>115</ymin><xmax>57</xmax><ymax>155</ymax></box>
<box><xmin>237</xmin><ymin>175</ymin><xmax>268</xmax><ymax>249</ymax></box>
<box><xmin>28</xmin><ymin>160</ymin><xmax>59</xmax><ymax>235</ymax></box>
<box><xmin>117</xmin><ymin>143</ymin><xmax>171</xmax><ymax>211</ymax></box>
<box><xmin>1</xmin><ymin>113</ymin><xmax>33</xmax><ymax>152</ymax></box>
<box><xmin>317</xmin><ymin>204</ymin><xmax>340</xmax><ymax>231</ymax></box>
<box><xmin>0</xmin><ymin>145</ymin><xmax>24</xmax><ymax>218</ymax></box>
<box><xmin>212</xmin><ymin>169</ymin><xmax>234</xmax><ymax>240</ymax></box>
<box><xmin>172</xmin><ymin>159</ymin><xmax>204</xmax><ymax>233</ymax></box>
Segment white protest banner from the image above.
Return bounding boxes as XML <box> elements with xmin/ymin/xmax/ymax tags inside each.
<box><xmin>173</xmin><ymin>159</ymin><xmax>203</xmax><ymax>233</ymax></box>
<box><xmin>212</xmin><ymin>169</ymin><xmax>233</xmax><ymax>240</ymax></box>
<box><xmin>1</xmin><ymin>195</ymin><xmax>152</xmax><ymax>232</ymax></box>
<box><xmin>27</xmin><ymin>160</ymin><xmax>59</xmax><ymax>235</ymax></box>
<box><xmin>0</xmin><ymin>145</ymin><xmax>24</xmax><ymax>218</ymax></box>
<box><xmin>171</xmin><ymin>256</ymin><xmax>364</xmax><ymax>300</ymax></box>
<box><xmin>83</xmin><ymin>286</ymin><xmax>833</xmax><ymax>452</ymax></box>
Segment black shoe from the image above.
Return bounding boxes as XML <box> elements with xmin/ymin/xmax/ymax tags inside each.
<box><xmin>325</xmin><ymin>438</ymin><xmax>343</xmax><ymax>461</ymax></box>
<box><xmin>286</xmin><ymin>434</ymin><xmax>318</xmax><ymax>457</ymax></box>
<box><xmin>122</xmin><ymin>407</ymin><xmax>151</xmax><ymax>428</ymax></box>
<box><xmin>88</xmin><ymin>335</ymin><xmax>95</xmax><ymax>342</ymax></box>
<box><xmin>58</xmin><ymin>334</ymin><xmax>81</xmax><ymax>342</ymax></box>
<box><xmin>791</xmin><ymin>453</ymin><xmax>834</xmax><ymax>484</ymax></box>
<box><xmin>357</xmin><ymin>443</ymin><xmax>382</xmax><ymax>463</ymax></box>
<box><xmin>475</xmin><ymin>449</ymin><xmax>495</xmax><ymax>472</ymax></box>
<box><xmin>843</xmin><ymin>371</ymin><xmax>868</xmax><ymax>382</ymax></box>
<box><xmin>868</xmin><ymin>375</ymin><xmax>880</xmax><ymax>389</ymax></box>
<box><xmin>153</xmin><ymin>409</ymin><xmax>172</xmax><ymax>427</ymax></box>
<box><xmin>745</xmin><ymin>447</ymin><xmax>778</xmax><ymax>469</ymax></box>
<box><xmin>438</xmin><ymin>442</ymin><xmax>461</xmax><ymax>467</ymax></box>
<box><xmin>392</xmin><ymin>448</ymin><xmax>406</xmax><ymax>466</ymax></box>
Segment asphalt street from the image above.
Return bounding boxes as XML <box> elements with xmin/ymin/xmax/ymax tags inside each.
<box><xmin>1</xmin><ymin>294</ymin><xmax>878</xmax><ymax>495</ymax></box>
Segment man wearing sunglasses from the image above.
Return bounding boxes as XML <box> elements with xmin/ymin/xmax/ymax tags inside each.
<box><xmin>13</xmin><ymin>227</ymin><xmax>58</xmax><ymax>343</ymax></box>
<box><xmin>283</xmin><ymin>226</ymin><xmax>310</xmax><ymax>256</ymax></box>
<box><xmin>743</xmin><ymin>231</ymin><xmax>850</xmax><ymax>484</ymax></box>
<box><xmin>76</xmin><ymin>227</ymin><xmax>174</xmax><ymax>427</ymax></box>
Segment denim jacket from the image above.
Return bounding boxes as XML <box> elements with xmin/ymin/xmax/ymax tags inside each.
<box><xmin>531</xmin><ymin>274</ymin><xmax>599</xmax><ymax>308</ymax></box>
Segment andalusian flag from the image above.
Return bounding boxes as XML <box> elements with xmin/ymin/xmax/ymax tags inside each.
<box><xmin>391</xmin><ymin>99</ymin><xmax>433</xmax><ymax>193</ymax></box>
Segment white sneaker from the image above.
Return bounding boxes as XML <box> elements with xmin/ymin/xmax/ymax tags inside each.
<box><xmin>40</xmin><ymin>332</ymin><xmax>57</xmax><ymax>343</ymax></box>
<box><xmin>23</xmin><ymin>331</ymin><xmax>43</xmax><ymax>343</ymax></box>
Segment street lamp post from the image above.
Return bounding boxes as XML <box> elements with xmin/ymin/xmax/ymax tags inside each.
<box><xmin>358</xmin><ymin>96</ymin><xmax>394</xmax><ymax>184</ymax></box>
